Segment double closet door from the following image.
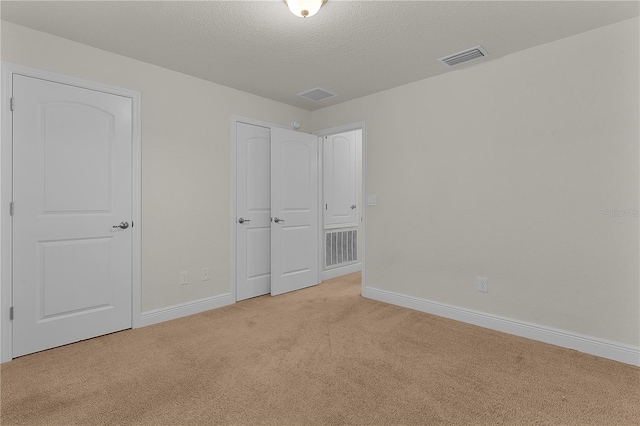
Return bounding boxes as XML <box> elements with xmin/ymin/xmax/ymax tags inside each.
<box><xmin>236</xmin><ymin>122</ymin><xmax>318</xmax><ymax>300</ymax></box>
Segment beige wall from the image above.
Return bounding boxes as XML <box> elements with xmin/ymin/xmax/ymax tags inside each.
<box><xmin>1</xmin><ymin>21</ymin><xmax>311</xmax><ymax>312</ymax></box>
<box><xmin>2</xmin><ymin>17</ymin><xmax>638</xmax><ymax>348</ymax></box>
<box><xmin>312</xmin><ymin>18</ymin><xmax>640</xmax><ymax>346</ymax></box>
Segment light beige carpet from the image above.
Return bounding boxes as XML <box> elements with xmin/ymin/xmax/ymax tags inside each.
<box><xmin>1</xmin><ymin>272</ymin><xmax>639</xmax><ymax>425</ymax></box>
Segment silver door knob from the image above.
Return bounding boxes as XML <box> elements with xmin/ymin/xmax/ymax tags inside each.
<box><xmin>351</xmin><ymin>204</ymin><xmax>356</xmax><ymax>209</ymax></box>
<box><xmin>238</xmin><ymin>217</ymin><xmax>251</xmax><ymax>224</ymax></box>
<box><xmin>113</xmin><ymin>221</ymin><xmax>129</xmax><ymax>229</ymax></box>
<box><xmin>274</xmin><ymin>217</ymin><xmax>285</xmax><ymax>223</ymax></box>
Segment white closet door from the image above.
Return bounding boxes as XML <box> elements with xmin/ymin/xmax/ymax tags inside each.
<box><xmin>270</xmin><ymin>128</ymin><xmax>319</xmax><ymax>296</ymax></box>
<box><xmin>324</xmin><ymin>131</ymin><xmax>357</xmax><ymax>228</ymax></box>
<box><xmin>236</xmin><ymin>123</ymin><xmax>271</xmax><ymax>301</ymax></box>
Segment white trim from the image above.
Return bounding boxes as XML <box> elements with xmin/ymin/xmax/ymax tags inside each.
<box><xmin>1</xmin><ymin>64</ymin><xmax>14</xmax><ymax>363</ymax></box>
<box><xmin>321</xmin><ymin>262</ymin><xmax>362</xmax><ymax>281</ymax></box>
<box><xmin>361</xmin><ymin>125</ymin><xmax>366</xmax><ymax>294</ymax></box>
<box><xmin>230</xmin><ymin>117</ymin><xmax>238</xmax><ymax>304</ymax></box>
<box><xmin>316</xmin><ymin>134</ymin><xmax>323</xmax><ymax>284</ymax></box>
<box><xmin>130</xmin><ymin>77</ymin><xmax>142</xmax><ymax>330</ymax></box>
<box><xmin>363</xmin><ymin>286</ymin><xmax>640</xmax><ymax>367</ymax></box>
<box><xmin>233</xmin><ymin>115</ymin><xmax>285</xmax><ymax>131</ymax></box>
<box><xmin>139</xmin><ymin>293</ymin><xmax>234</xmax><ymax>327</ymax></box>
<box><xmin>314</xmin><ymin>122</ymin><xmax>365</xmax><ymax>138</ymax></box>
<box><xmin>0</xmin><ymin>62</ymin><xmax>142</xmax><ymax>362</ymax></box>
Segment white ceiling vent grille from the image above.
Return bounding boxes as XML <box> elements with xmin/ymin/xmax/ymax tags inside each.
<box><xmin>439</xmin><ymin>45</ymin><xmax>489</xmax><ymax>68</ymax></box>
<box><xmin>299</xmin><ymin>87</ymin><xmax>337</xmax><ymax>101</ymax></box>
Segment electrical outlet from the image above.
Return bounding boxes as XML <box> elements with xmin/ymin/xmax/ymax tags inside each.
<box><xmin>477</xmin><ymin>277</ymin><xmax>488</xmax><ymax>293</ymax></box>
<box><xmin>202</xmin><ymin>267</ymin><xmax>210</xmax><ymax>281</ymax></box>
<box><xmin>180</xmin><ymin>271</ymin><xmax>189</xmax><ymax>285</ymax></box>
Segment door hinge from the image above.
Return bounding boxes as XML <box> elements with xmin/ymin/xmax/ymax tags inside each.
<box><xmin>10</xmin><ymin>97</ymin><xmax>14</xmax><ymax>111</ymax></box>
<box><xmin>325</xmin><ymin>203</ymin><xmax>328</xmax><ymax>210</ymax></box>
<box><xmin>9</xmin><ymin>306</ymin><xmax>14</xmax><ymax>320</ymax></box>
<box><xmin>10</xmin><ymin>202</ymin><xmax>14</xmax><ymax>216</ymax></box>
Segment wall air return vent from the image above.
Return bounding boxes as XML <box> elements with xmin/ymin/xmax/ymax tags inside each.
<box><xmin>299</xmin><ymin>87</ymin><xmax>337</xmax><ymax>101</ymax></box>
<box><xmin>438</xmin><ymin>45</ymin><xmax>489</xmax><ymax>68</ymax></box>
<box><xmin>325</xmin><ymin>228</ymin><xmax>357</xmax><ymax>269</ymax></box>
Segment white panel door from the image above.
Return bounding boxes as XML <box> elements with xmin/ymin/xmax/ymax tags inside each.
<box><xmin>12</xmin><ymin>75</ymin><xmax>132</xmax><ymax>357</ymax></box>
<box><xmin>236</xmin><ymin>123</ymin><xmax>271</xmax><ymax>301</ymax></box>
<box><xmin>271</xmin><ymin>128</ymin><xmax>318</xmax><ymax>296</ymax></box>
<box><xmin>324</xmin><ymin>131</ymin><xmax>357</xmax><ymax>228</ymax></box>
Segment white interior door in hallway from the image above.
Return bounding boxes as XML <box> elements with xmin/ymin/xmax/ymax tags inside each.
<box><xmin>12</xmin><ymin>74</ymin><xmax>133</xmax><ymax>357</ymax></box>
<box><xmin>235</xmin><ymin>123</ymin><xmax>318</xmax><ymax>300</ymax></box>
<box><xmin>324</xmin><ymin>131</ymin><xmax>358</xmax><ymax>228</ymax></box>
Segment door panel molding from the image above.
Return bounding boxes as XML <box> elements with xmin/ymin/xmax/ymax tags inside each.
<box><xmin>1</xmin><ymin>62</ymin><xmax>141</xmax><ymax>363</ymax></box>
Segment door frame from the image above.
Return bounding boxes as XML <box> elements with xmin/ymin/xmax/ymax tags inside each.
<box><xmin>314</xmin><ymin>122</ymin><xmax>367</xmax><ymax>294</ymax></box>
<box><xmin>0</xmin><ymin>62</ymin><xmax>142</xmax><ymax>363</ymax></box>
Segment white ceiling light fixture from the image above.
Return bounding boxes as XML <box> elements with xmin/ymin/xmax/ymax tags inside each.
<box><xmin>284</xmin><ymin>0</ymin><xmax>327</xmax><ymax>18</ymax></box>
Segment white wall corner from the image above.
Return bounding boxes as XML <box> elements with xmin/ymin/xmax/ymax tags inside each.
<box><xmin>138</xmin><ymin>293</ymin><xmax>234</xmax><ymax>328</ymax></box>
<box><xmin>362</xmin><ymin>286</ymin><xmax>640</xmax><ymax>367</ymax></box>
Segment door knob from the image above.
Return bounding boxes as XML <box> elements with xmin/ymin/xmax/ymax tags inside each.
<box><xmin>113</xmin><ymin>221</ymin><xmax>129</xmax><ymax>229</ymax></box>
<box><xmin>238</xmin><ymin>217</ymin><xmax>251</xmax><ymax>224</ymax></box>
<box><xmin>351</xmin><ymin>204</ymin><xmax>356</xmax><ymax>209</ymax></box>
<box><xmin>274</xmin><ymin>217</ymin><xmax>285</xmax><ymax>224</ymax></box>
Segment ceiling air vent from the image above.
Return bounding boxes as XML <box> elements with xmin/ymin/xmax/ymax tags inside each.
<box><xmin>438</xmin><ymin>45</ymin><xmax>489</xmax><ymax>68</ymax></box>
<box><xmin>299</xmin><ymin>87</ymin><xmax>336</xmax><ymax>101</ymax></box>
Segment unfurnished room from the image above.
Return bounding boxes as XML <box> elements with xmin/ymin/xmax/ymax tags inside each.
<box><xmin>0</xmin><ymin>1</ymin><xmax>639</xmax><ymax>425</ymax></box>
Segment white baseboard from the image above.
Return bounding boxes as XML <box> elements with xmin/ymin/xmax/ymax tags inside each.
<box><xmin>363</xmin><ymin>286</ymin><xmax>640</xmax><ymax>367</ymax></box>
<box><xmin>322</xmin><ymin>262</ymin><xmax>362</xmax><ymax>281</ymax></box>
<box><xmin>138</xmin><ymin>293</ymin><xmax>234</xmax><ymax>328</ymax></box>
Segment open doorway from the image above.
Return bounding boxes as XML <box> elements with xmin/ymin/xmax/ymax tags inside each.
<box><xmin>315</xmin><ymin>123</ymin><xmax>365</xmax><ymax>290</ymax></box>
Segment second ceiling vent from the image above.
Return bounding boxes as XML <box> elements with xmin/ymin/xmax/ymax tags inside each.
<box><xmin>439</xmin><ymin>45</ymin><xmax>489</xmax><ymax>68</ymax></box>
<box><xmin>299</xmin><ymin>87</ymin><xmax>337</xmax><ymax>101</ymax></box>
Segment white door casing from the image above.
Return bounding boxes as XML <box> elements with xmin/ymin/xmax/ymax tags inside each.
<box><xmin>270</xmin><ymin>127</ymin><xmax>319</xmax><ymax>296</ymax></box>
<box><xmin>11</xmin><ymin>74</ymin><xmax>133</xmax><ymax>357</ymax></box>
<box><xmin>324</xmin><ymin>131</ymin><xmax>357</xmax><ymax>228</ymax></box>
<box><xmin>236</xmin><ymin>122</ymin><xmax>271</xmax><ymax>301</ymax></box>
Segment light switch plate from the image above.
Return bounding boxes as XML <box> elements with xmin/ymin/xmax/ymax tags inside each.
<box><xmin>180</xmin><ymin>271</ymin><xmax>189</xmax><ymax>285</ymax></box>
<box><xmin>367</xmin><ymin>195</ymin><xmax>377</xmax><ymax>206</ymax></box>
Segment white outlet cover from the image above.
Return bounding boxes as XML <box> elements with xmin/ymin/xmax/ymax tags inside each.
<box><xmin>477</xmin><ymin>277</ymin><xmax>488</xmax><ymax>293</ymax></box>
<box><xmin>367</xmin><ymin>195</ymin><xmax>377</xmax><ymax>206</ymax></box>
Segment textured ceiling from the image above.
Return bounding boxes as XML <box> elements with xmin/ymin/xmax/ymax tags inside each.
<box><xmin>2</xmin><ymin>1</ymin><xmax>639</xmax><ymax>111</ymax></box>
